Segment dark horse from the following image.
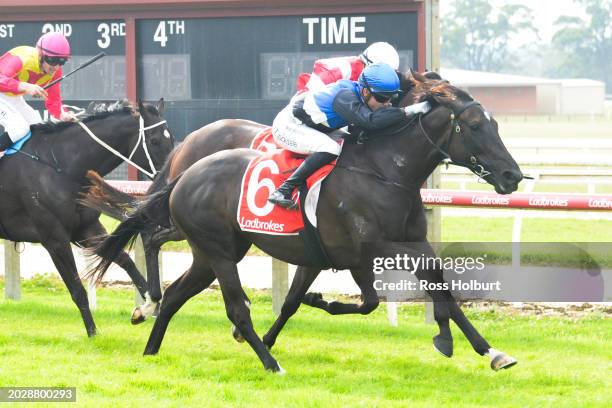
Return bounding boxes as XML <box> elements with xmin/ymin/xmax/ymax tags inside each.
<box><xmin>0</xmin><ymin>99</ymin><xmax>174</xmax><ymax>337</ymax></box>
<box><xmin>89</xmin><ymin>80</ymin><xmax>523</xmax><ymax>372</ymax></box>
<box><xmin>82</xmin><ymin>73</ymin><xmax>424</xmax><ymax>323</ymax></box>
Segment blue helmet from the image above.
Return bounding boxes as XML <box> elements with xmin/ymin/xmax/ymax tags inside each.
<box><xmin>358</xmin><ymin>62</ymin><xmax>400</xmax><ymax>96</ymax></box>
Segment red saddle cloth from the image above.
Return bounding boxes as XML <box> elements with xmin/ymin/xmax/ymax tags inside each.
<box><xmin>238</xmin><ymin>128</ymin><xmax>337</xmax><ymax>235</ymax></box>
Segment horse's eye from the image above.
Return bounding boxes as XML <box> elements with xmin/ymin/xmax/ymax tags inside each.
<box><xmin>469</xmin><ymin>123</ymin><xmax>480</xmax><ymax>131</ymax></box>
<box><xmin>151</xmin><ymin>138</ymin><xmax>160</xmax><ymax>146</ymax></box>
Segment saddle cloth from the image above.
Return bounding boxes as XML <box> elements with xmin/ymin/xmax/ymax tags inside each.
<box><xmin>238</xmin><ymin>127</ymin><xmax>339</xmax><ymax>235</ymax></box>
<box><xmin>1</xmin><ymin>131</ymin><xmax>32</xmax><ymax>157</ymax></box>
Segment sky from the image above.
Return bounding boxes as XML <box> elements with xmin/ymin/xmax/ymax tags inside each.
<box><xmin>440</xmin><ymin>0</ymin><xmax>586</xmax><ymax>44</ymax></box>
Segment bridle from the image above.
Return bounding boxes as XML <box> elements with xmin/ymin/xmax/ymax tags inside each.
<box><xmin>77</xmin><ymin>112</ymin><xmax>167</xmax><ymax>179</ymax></box>
<box><xmin>418</xmin><ymin>100</ymin><xmax>492</xmax><ymax>180</ymax></box>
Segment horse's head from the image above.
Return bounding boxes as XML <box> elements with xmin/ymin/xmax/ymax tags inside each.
<box><xmin>418</xmin><ymin>82</ymin><xmax>523</xmax><ymax>194</ymax></box>
<box><xmin>133</xmin><ymin>98</ymin><xmax>175</xmax><ymax>177</ymax></box>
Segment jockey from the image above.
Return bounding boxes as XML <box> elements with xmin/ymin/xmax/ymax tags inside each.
<box><xmin>268</xmin><ymin>62</ymin><xmax>431</xmax><ymax>210</ymax></box>
<box><xmin>0</xmin><ymin>32</ymin><xmax>77</xmax><ymax>152</ymax></box>
<box><xmin>296</xmin><ymin>42</ymin><xmax>401</xmax><ymax>93</ymax></box>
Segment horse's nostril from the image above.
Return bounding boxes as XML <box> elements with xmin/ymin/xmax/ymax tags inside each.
<box><xmin>503</xmin><ymin>169</ymin><xmax>522</xmax><ymax>183</ymax></box>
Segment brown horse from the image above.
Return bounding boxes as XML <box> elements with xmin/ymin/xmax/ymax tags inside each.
<box><xmin>88</xmin><ymin>80</ymin><xmax>523</xmax><ymax>372</ymax></box>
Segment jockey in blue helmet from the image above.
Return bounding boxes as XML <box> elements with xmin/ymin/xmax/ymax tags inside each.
<box><xmin>268</xmin><ymin>62</ymin><xmax>431</xmax><ymax>209</ymax></box>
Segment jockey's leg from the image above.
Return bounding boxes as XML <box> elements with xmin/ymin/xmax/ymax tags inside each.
<box><xmin>0</xmin><ymin>94</ymin><xmax>34</xmax><ymax>151</ymax></box>
<box><xmin>268</xmin><ymin>107</ymin><xmax>340</xmax><ymax>209</ymax></box>
<box><xmin>268</xmin><ymin>151</ymin><xmax>338</xmax><ymax>209</ymax></box>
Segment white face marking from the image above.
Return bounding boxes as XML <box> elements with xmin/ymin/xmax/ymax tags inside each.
<box><xmin>163</xmin><ymin>129</ymin><xmax>171</xmax><ymax>139</ymax></box>
<box><xmin>483</xmin><ymin>110</ymin><xmax>491</xmax><ymax>122</ymax></box>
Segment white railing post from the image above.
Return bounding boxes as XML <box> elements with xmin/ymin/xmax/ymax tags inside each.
<box><xmin>134</xmin><ymin>236</ymin><xmax>146</xmax><ymax>305</ymax></box>
<box><xmin>4</xmin><ymin>241</ymin><xmax>21</xmax><ymax>300</ymax></box>
<box><xmin>271</xmin><ymin>258</ymin><xmax>288</xmax><ymax>316</ymax></box>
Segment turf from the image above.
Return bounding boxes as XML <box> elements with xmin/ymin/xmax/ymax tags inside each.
<box><xmin>0</xmin><ymin>277</ymin><xmax>610</xmax><ymax>407</ymax></box>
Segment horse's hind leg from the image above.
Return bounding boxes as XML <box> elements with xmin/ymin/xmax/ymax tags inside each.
<box><xmin>132</xmin><ymin>226</ymin><xmax>184</xmax><ymax>324</ymax></box>
<box><xmin>302</xmin><ymin>268</ymin><xmax>379</xmax><ymax>316</ymax></box>
<box><xmin>74</xmin><ymin>219</ymin><xmax>150</xmax><ymax>319</ymax></box>
<box><xmin>211</xmin><ymin>257</ymin><xmax>283</xmax><ymax>373</ymax></box>
<box><xmin>262</xmin><ymin>265</ymin><xmax>321</xmax><ymax>349</ymax></box>
<box><xmin>144</xmin><ymin>253</ymin><xmax>215</xmax><ymax>355</ymax></box>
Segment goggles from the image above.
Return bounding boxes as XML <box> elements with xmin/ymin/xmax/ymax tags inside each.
<box><xmin>43</xmin><ymin>56</ymin><xmax>68</xmax><ymax>66</ymax></box>
<box><xmin>361</xmin><ymin>76</ymin><xmax>398</xmax><ymax>104</ymax></box>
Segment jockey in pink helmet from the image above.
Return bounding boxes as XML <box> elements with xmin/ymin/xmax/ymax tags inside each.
<box><xmin>0</xmin><ymin>32</ymin><xmax>76</xmax><ymax>152</ymax></box>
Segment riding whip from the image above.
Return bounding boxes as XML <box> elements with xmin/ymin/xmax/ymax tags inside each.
<box><xmin>44</xmin><ymin>52</ymin><xmax>106</xmax><ymax>90</ymax></box>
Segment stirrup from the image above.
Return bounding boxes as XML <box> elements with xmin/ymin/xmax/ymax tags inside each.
<box><xmin>268</xmin><ymin>190</ymin><xmax>298</xmax><ymax>210</ymax></box>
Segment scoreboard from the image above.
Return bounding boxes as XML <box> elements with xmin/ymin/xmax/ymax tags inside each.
<box><xmin>1</xmin><ymin>12</ymin><xmax>419</xmax><ymax>139</ymax></box>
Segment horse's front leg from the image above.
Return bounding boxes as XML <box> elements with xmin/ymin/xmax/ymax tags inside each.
<box><xmin>43</xmin><ymin>237</ymin><xmax>97</xmax><ymax>336</ymax></box>
<box><xmin>262</xmin><ymin>265</ymin><xmax>321</xmax><ymax>349</ymax></box>
<box><xmin>416</xmin><ymin>242</ymin><xmax>517</xmax><ymax>370</ymax></box>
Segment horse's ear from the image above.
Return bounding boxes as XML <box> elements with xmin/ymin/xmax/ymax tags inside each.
<box><xmin>137</xmin><ymin>99</ymin><xmax>147</xmax><ymax>117</ymax></box>
<box><xmin>156</xmin><ymin>98</ymin><xmax>165</xmax><ymax>115</ymax></box>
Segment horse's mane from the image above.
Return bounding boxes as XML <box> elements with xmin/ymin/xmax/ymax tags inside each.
<box><xmin>414</xmin><ymin>79</ymin><xmax>474</xmax><ymax>106</ymax></box>
<box><xmin>31</xmin><ymin>99</ymin><xmax>137</xmax><ymax>134</ymax></box>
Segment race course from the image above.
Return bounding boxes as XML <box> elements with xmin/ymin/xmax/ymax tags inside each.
<box><xmin>0</xmin><ymin>278</ymin><xmax>609</xmax><ymax>407</ymax></box>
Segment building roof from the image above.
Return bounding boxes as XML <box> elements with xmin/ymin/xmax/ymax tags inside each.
<box><xmin>440</xmin><ymin>68</ymin><xmax>604</xmax><ymax>88</ymax></box>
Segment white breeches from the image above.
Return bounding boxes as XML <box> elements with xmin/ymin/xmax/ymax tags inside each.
<box><xmin>0</xmin><ymin>93</ymin><xmax>43</xmax><ymax>142</ymax></box>
<box><xmin>272</xmin><ymin>105</ymin><xmax>342</xmax><ymax>156</ymax></box>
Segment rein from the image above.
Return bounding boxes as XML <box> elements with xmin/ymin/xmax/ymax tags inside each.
<box><xmin>77</xmin><ymin>115</ymin><xmax>166</xmax><ymax>179</ymax></box>
<box><xmin>417</xmin><ymin>100</ymin><xmax>492</xmax><ymax>179</ymax></box>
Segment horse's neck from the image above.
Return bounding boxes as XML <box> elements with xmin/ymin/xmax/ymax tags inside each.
<box><xmin>344</xmin><ymin>121</ymin><xmax>449</xmax><ymax>190</ymax></box>
<box><xmin>59</xmin><ymin>114</ymin><xmax>139</xmax><ymax>177</ymax></box>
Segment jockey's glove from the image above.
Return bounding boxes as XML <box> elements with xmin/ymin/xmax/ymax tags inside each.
<box><xmin>403</xmin><ymin>101</ymin><xmax>431</xmax><ymax>117</ymax></box>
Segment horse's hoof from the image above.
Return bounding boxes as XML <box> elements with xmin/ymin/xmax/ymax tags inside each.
<box><xmin>266</xmin><ymin>362</ymin><xmax>286</xmax><ymax>375</ymax></box>
<box><xmin>433</xmin><ymin>334</ymin><xmax>453</xmax><ymax>358</ymax></box>
<box><xmin>87</xmin><ymin>328</ymin><xmax>98</xmax><ymax>338</ymax></box>
<box><xmin>303</xmin><ymin>292</ymin><xmax>323</xmax><ymax>306</ymax></box>
<box><xmin>490</xmin><ymin>353</ymin><xmax>517</xmax><ymax>371</ymax></box>
<box><xmin>131</xmin><ymin>307</ymin><xmax>146</xmax><ymax>325</ymax></box>
<box><xmin>231</xmin><ymin>324</ymin><xmax>245</xmax><ymax>343</ymax></box>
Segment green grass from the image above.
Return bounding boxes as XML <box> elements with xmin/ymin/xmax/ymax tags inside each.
<box><xmin>0</xmin><ymin>277</ymin><xmax>610</xmax><ymax>407</ymax></box>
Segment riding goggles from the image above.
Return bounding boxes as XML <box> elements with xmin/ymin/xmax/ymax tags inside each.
<box><xmin>43</xmin><ymin>56</ymin><xmax>68</xmax><ymax>66</ymax></box>
<box><xmin>361</xmin><ymin>77</ymin><xmax>398</xmax><ymax>103</ymax></box>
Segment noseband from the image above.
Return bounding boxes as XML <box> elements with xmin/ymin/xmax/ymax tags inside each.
<box><xmin>418</xmin><ymin>100</ymin><xmax>492</xmax><ymax>179</ymax></box>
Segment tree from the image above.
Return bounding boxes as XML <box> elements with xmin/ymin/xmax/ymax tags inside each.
<box><xmin>549</xmin><ymin>0</ymin><xmax>612</xmax><ymax>90</ymax></box>
<box><xmin>441</xmin><ymin>0</ymin><xmax>537</xmax><ymax>72</ymax></box>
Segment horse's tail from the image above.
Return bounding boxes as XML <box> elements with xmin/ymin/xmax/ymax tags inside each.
<box><xmin>79</xmin><ymin>171</ymin><xmax>140</xmax><ymax>221</ymax></box>
<box><xmin>85</xmin><ymin>176</ymin><xmax>180</xmax><ymax>283</ymax></box>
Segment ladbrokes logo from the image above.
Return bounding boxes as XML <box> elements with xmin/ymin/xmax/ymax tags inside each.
<box><xmin>471</xmin><ymin>195</ymin><xmax>510</xmax><ymax>205</ymax></box>
<box><xmin>239</xmin><ymin>216</ymin><xmax>285</xmax><ymax>233</ymax></box>
<box><xmin>528</xmin><ymin>196</ymin><xmax>568</xmax><ymax>207</ymax></box>
<box><xmin>422</xmin><ymin>193</ymin><xmax>453</xmax><ymax>204</ymax></box>
<box><xmin>588</xmin><ymin>198</ymin><xmax>612</xmax><ymax>209</ymax></box>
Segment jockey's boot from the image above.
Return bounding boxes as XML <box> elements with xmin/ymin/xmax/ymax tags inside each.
<box><xmin>268</xmin><ymin>151</ymin><xmax>338</xmax><ymax>210</ymax></box>
<box><xmin>0</xmin><ymin>131</ymin><xmax>13</xmax><ymax>152</ymax></box>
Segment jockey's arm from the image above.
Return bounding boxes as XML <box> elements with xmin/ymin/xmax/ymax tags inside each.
<box><xmin>0</xmin><ymin>53</ymin><xmax>23</xmax><ymax>94</ymax></box>
<box><xmin>44</xmin><ymin>70</ymin><xmax>66</xmax><ymax>120</ymax></box>
<box><xmin>332</xmin><ymin>89</ymin><xmax>405</xmax><ymax>131</ymax></box>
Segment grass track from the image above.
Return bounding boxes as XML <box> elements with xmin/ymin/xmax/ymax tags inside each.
<box><xmin>0</xmin><ymin>277</ymin><xmax>610</xmax><ymax>407</ymax></box>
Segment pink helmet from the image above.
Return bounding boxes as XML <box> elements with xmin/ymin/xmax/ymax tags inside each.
<box><xmin>36</xmin><ymin>32</ymin><xmax>71</xmax><ymax>58</ymax></box>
